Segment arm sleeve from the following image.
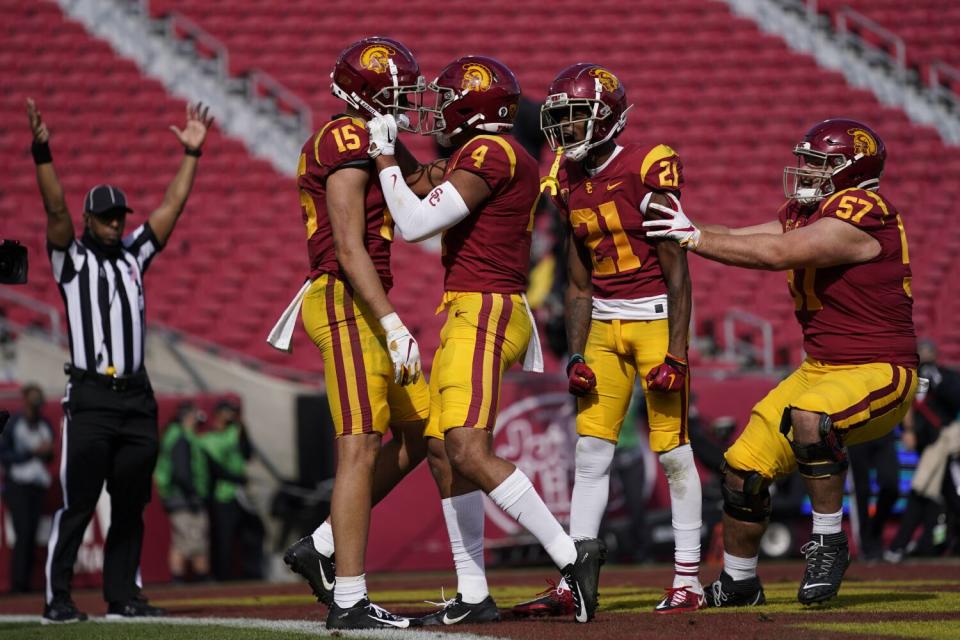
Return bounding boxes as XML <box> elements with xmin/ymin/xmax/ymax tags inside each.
<box><xmin>377</xmin><ymin>166</ymin><xmax>471</xmax><ymax>242</ymax></box>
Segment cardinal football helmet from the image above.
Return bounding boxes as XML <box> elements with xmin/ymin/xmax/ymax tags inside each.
<box><xmin>330</xmin><ymin>37</ymin><xmax>424</xmax><ymax>131</ymax></box>
<box><xmin>420</xmin><ymin>55</ymin><xmax>521</xmax><ymax>145</ymax></box>
<box><xmin>784</xmin><ymin>118</ymin><xmax>886</xmax><ymax>205</ymax></box>
<box><xmin>541</xmin><ymin>63</ymin><xmax>631</xmax><ymax>161</ymax></box>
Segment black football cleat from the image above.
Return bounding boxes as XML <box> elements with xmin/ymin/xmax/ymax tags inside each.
<box><xmin>560</xmin><ymin>538</ymin><xmax>606</xmax><ymax>623</ymax></box>
<box><xmin>41</xmin><ymin>598</ymin><xmax>88</xmax><ymax>624</ymax></box>
<box><xmin>706</xmin><ymin>571</ymin><xmax>766</xmax><ymax>607</ymax></box>
<box><xmin>416</xmin><ymin>593</ymin><xmax>500</xmax><ymax>626</ymax></box>
<box><xmin>283</xmin><ymin>536</ymin><xmax>335</xmax><ymax>606</ymax></box>
<box><xmin>106</xmin><ymin>594</ymin><xmax>167</xmax><ymax>619</ymax></box>
<box><xmin>797</xmin><ymin>532</ymin><xmax>851</xmax><ymax>605</ymax></box>
<box><xmin>325</xmin><ymin>598</ymin><xmax>411</xmax><ymax>630</ymax></box>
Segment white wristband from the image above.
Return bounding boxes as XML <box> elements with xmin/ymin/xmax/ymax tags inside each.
<box><xmin>379</xmin><ymin>311</ymin><xmax>403</xmax><ymax>332</ymax></box>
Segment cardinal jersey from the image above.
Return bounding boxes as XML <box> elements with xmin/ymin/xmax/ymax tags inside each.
<box><xmin>440</xmin><ymin>134</ymin><xmax>539</xmax><ymax>293</ymax></box>
<box><xmin>780</xmin><ymin>189</ymin><xmax>916</xmax><ymax>368</ymax></box>
<box><xmin>558</xmin><ymin>143</ymin><xmax>683</xmax><ymax>300</ymax></box>
<box><xmin>298</xmin><ymin>115</ymin><xmax>394</xmax><ymax>290</ymax></box>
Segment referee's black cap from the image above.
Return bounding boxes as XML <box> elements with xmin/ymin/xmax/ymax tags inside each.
<box><xmin>84</xmin><ymin>184</ymin><xmax>134</xmax><ymax>216</ymax></box>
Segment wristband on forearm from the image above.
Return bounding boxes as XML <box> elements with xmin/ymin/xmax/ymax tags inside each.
<box><xmin>31</xmin><ymin>141</ymin><xmax>52</xmax><ymax>165</ymax></box>
<box><xmin>184</xmin><ymin>147</ymin><xmax>202</xmax><ymax>157</ymax></box>
<box><xmin>567</xmin><ymin>353</ymin><xmax>586</xmax><ymax>375</ymax></box>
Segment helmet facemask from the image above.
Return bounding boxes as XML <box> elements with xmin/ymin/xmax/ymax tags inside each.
<box><xmin>331</xmin><ymin>57</ymin><xmax>425</xmax><ymax>132</ymax></box>
<box><xmin>420</xmin><ymin>80</ymin><xmax>514</xmax><ymax>144</ymax></box>
<box><xmin>783</xmin><ymin>145</ymin><xmax>849</xmax><ymax>205</ymax></box>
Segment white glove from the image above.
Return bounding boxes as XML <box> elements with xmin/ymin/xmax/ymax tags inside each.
<box><xmin>641</xmin><ymin>192</ymin><xmax>702</xmax><ymax>250</ymax></box>
<box><xmin>379</xmin><ymin>312</ymin><xmax>421</xmax><ymax>385</ymax></box>
<box><xmin>367</xmin><ymin>114</ymin><xmax>398</xmax><ymax>158</ymax></box>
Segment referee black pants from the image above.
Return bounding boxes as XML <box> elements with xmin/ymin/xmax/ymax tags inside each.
<box><xmin>44</xmin><ymin>378</ymin><xmax>158</xmax><ymax>605</ymax></box>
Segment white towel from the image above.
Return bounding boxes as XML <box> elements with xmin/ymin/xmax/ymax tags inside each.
<box><xmin>266</xmin><ymin>280</ymin><xmax>312</xmax><ymax>353</ymax></box>
<box><xmin>521</xmin><ymin>293</ymin><xmax>544</xmax><ymax>373</ymax></box>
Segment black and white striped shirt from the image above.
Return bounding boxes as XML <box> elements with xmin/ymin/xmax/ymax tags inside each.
<box><xmin>48</xmin><ymin>224</ymin><xmax>161</xmax><ymax>376</ymax></box>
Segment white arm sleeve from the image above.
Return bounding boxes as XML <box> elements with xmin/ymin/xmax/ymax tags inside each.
<box><xmin>378</xmin><ymin>165</ymin><xmax>471</xmax><ymax>242</ymax></box>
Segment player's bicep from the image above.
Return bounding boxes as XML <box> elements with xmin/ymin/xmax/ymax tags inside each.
<box><xmin>655</xmin><ymin>235</ymin><xmax>689</xmax><ymax>286</ymax></box>
<box><xmin>326</xmin><ymin>167</ymin><xmax>370</xmax><ymax>252</ymax></box>
<box><xmin>783</xmin><ymin>217</ymin><xmax>881</xmax><ymax>268</ymax></box>
<box><xmin>446</xmin><ymin>169</ymin><xmax>491</xmax><ymax>213</ymax></box>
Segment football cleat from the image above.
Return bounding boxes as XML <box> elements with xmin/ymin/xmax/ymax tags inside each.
<box><xmin>41</xmin><ymin>598</ymin><xmax>88</xmax><ymax>625</ymax></box>
<box><xmin>326</xmin><ymin>598</ymin><xmax>411</xmax><ymax>630</ymax></box>
<box><xmin>560</xmin><ymin>538</ymin><xmax>606</xmax><ymax>623</ymax></box>
<box><xmin>797</xmin><ymin>532</ymin><xmax>851</xmax><ymax>605</ymax></box>
<box><xmin>654</xmin><ymin>586</ymin><xmax>706</xmax><ymax>614</ymax></box>
<box><xmin>511</xmin><ymin>580</ymin><xmax>574</xmax><ymax>617</ymax></box>
<box><xmin>706</xmin><ymin>571</ymin><xmax>766</xmax><ymax>607</ymax></box>
<box><xmin>283</xmin><ymin>536</ymin><xmax>335</xmax><ymax>606</ymax></box>
<box><xmin>416</xmin><ymin>592</ymin><xmax>500</xmax><ymax>626</ymax></box>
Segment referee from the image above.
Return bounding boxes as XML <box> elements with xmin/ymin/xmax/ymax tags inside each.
<box><xmin>27</xmin><ymin>99</ymin><xmax>213</xmax><ymax>623</ymax></box>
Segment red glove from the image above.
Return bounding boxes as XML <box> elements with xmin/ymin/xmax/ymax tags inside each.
<box><xmin>567</xmin><ymin>354</ymin><xmax>597</xmax><ymax>397</ymax></box>
<box><xmin>646</xmin><ymin>353</ymin><xmax>688</xmax><ymax>392</ymax></box>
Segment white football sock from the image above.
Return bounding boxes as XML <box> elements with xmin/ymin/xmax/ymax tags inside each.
<box><xmin>442</xmin><ymin>490</ymin><xmax>488</xmax><ymax>604</ymax></box>
<box><xmin>723</xmin><ymin>552</ymin><xmax>758</xmax><ymax>582</ymax></box>
<box><xmin>659</xmin><ymin>445</ymin><xmax>702</xmax><ymax>590</ymax></box>
<box><xmin>334</xmin><ymin>574</ymin><xmax>366</xmax><ymax>609</ymax></box>
<box><xmin>812</xmin><ymin>509</ymin><xmax>843</xmax><ymax>535</ymax></box>
<box><xmin>569</xmin><ymin>436</ymin><xmax>616</xmax><ymax>540</ymax></box>
<box><xmin>311</xmin><ymin>520</ymin><xmax>335</xmax><ymax>557</ymax></box>
<box><xmin>488</xmin><ymin>468</ymin><xmax>577</xmax><ymax>569</ymax></box>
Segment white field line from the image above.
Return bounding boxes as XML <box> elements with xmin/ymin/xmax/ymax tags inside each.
<box><xmin>0</xmin><ymin>614</ymin><xmax>506</xmax><ymax>639</ymax></box>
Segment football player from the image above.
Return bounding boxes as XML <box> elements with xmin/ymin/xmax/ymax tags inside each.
<box><xmin>645</xmin><ymin>120</ymin><xmax>918</xmax><ymax>606</ymax></box>
<box><xmin>279</xmin><ymin>37</ymin><xmax>429</xmax><ymax>630</ymax></box>
<box><xmin>366</xmin><ymin>55</ymin><xmax>606</xmax><ymax>624</ymax></box>
<box><xmin>512</xmin><ymin>63</ymin><xmax>704</xmax><ymax>616</ymax></box>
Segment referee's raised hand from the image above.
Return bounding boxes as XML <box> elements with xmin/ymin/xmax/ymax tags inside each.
<box><xmin>169</xmin><ymin>102</ymin><xmax>214</xmax><ymax>152</ymax></box>
<box><xmin>26</xmin><ymin>98</ymin><xmax>49</xmax><ymax>144</ymax></box>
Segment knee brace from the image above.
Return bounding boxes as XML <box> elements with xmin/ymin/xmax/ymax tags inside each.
<box><xmin>780</xmin><ymin>410</ymin><xmax>848</xmax><ymax>479</ymax></box>
<box><xmin>720</xmin><ymin>461</ymin><xmax>771</xmax><ymax>523</ymax></box>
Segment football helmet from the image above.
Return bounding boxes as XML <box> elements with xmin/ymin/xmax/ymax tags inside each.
<box><xmin>541</xmin><ymin>63</ymin><xmax>631</xmax><ymax>161</ymax></box>
<box><xmin>420</xmin><ymin>55</ymin><xmax>521</xmax><ymax>146</ymax></box>
<box><xmin>331</xmin><ymin>37</ymin><xmax>424</xmax><ymax>131</ymax></box>
<box><xmin>784</xmin><ymin>118</ymin><xmax>886</xmax><ymax>205</ymax></box>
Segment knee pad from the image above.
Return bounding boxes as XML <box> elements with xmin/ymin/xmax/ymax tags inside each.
<box><xmin>720</xmin><ymin>461</ymin><xmax>771</xmax><ymax>523</ymax></box>
<box><xmin>780</xmin><ymin>410</ymin><xmax>848</xmax><ymax>479</ymax></box>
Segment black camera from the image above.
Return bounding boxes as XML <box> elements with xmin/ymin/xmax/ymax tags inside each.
<box><xmin>0</xmin><ymin>240</ymin><xmax>28</xmax><ymax>285</ymax></box>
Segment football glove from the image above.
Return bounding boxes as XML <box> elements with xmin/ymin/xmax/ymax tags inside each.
<box><xmin>642</xmin><ymin>193</ymin><xmax>701</xmax><ymax>250</ymax></box>
<box><xmin>567</xmin><ymin>353</ymin><xmax>597</xmax><ymax>397</ymax></box>
<box><xmin>645</xmin><ymin>353</ymin><xmax>688</xmax><ymax>392</ymax></box>
<box><xmin>379</xmin><ymin>312</ymin><xmax>421</xmax><ymax>385</ymax></box>
<box><xmin>367</xmin><ymin>114</ymin><xmax>398</xmax><ymax>158</ymax></box>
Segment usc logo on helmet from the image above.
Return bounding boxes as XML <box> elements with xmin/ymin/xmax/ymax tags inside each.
<box><xmin>359</xmin><ymin>44</ymin><xmax>396</xmax><ymax>74</ymax></box>
<box><xmin>847</xmin><ymin>128</ymin><xmax>878</xmax><ymax>156</ymax></box>
<box><xmin>589</xmin><ymin>67</ymin><xmax>619</xmax><ymax>93</ymax></box>
<box><xmin>461</xmin><ymin>63</ymin><xmax>493</xmax><ymax>92</ymax></box>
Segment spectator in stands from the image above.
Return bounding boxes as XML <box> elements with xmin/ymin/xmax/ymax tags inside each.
<box><xmin>200</xmin><ymin>398</ymin><xmax>264</xmax><ymax>581</ymax></box>
<box><xmin>886</xmin><ymin>339</ymin><xmax>960</xmax><ymax>561</ymax></box>
<box><xmin>154</xmin><ymin>402</ymin><xmax>210</xmax><ymax>583</ymax></box>
<box><xmin>0</xmin><ymin>384</ymin><xmax>54</xmax><ymax>592</ymax></box>
<box><xmin>848</xmin><ymin>431</ymin><xmax>900</xmax><ymax>561</ymax></box>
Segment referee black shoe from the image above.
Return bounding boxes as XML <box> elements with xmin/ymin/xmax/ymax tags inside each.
<box><xmin>325</xmin><ymin>598</ymin><xmax>411</xmax><ymax>630</ymax></box>
<box><xmin>798</xmin><ymin>532</ymin><xmax>850</xmax><ymax>605</ymax></box>
<box><xmin>283</xmin><ymin>536</ymin><xmax>335</xmax><ymax>606</ymax></box>
<box><xmin>106</xmin><ymin>594</ymin><xmax>167</xmax><ymax>618</ymax></box>
<box><xmin>706</xmin><ymin>570</ymin><xmax>766</xmax><ymax>607</ymax></box>
<box><xmin>41</xmin><ymin>598</ymin><xmax>88</xmax><ymax>624</ymax></box>
<box><xmin>560</xmin><ymin>537</ymin><xmax>606</xmax><ymax>623</ymax></box>
<box><xmin>416</xmin><ymin>593</ymin><xmax>501</xmax><ymax>626</ymax></box>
